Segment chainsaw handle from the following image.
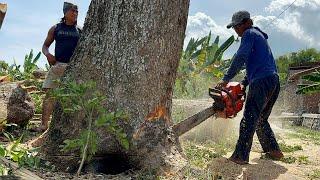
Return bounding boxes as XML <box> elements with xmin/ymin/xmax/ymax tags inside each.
<box><xmin>209</xmin><ymin>87</ymin><xmax>237</xmax><ymax>115</ymax></box>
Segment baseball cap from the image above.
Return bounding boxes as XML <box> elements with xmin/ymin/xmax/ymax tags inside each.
<box><xmin>63</xmin><ymin>2</ymin><xmax>78</xmax><ymax>14</ymax></box>
<box><xmin>227</xmin><ymin>11</ymin><xmax>250</xmax><ymax>29</ymax></box>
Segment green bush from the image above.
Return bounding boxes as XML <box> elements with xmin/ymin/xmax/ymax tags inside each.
<box><xmin>0</xmin><ymin>49</ymin><xmax>42</xmax><ymax>81</ymax></box>
<box><xmin>276</xmin><ymin>48</ymin><xmax>320</xmax><ymax>85</ymax></box>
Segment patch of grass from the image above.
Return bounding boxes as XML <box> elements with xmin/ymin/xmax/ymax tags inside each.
<box><xmin>182</xmin><ymin>165</ymin><xmax>214</xmax><ymax>180</ymax></box>
<box><xmin>297</xmin><ymin>155</ymin><xmax>310</xmax><ymax>165</ymax></box>
<box><xmin>30</xmin><ymin>93</ymin><xmax>44</xmax><ymax>114</ymax></box>
<box><xmin>171</xmin><ymin>106</ymin><xmax>189</xmax><ymax>124</ymax></box>
<box><xmin>287</xmin><ymin>126</ymin><xmax>320</xmax><ymax>145</ymax></box>
<box><xmin>0</xmin><ymin>164</ymin><xmax>12</xmax><ymax>176</ymax></box>
<box><xmin>182</xmin><ymin>141</ymin><xmax>228</xmax><ymax>168</ymax></box>
<box><xmin>279</xmin><ymin>142</ymin><xmax>302</xmax><ymax>153</ymax></box>
<box><xmin>135</xmin><ymin>169</ymin><xmax>158</xmax><ymax>180</ymax></box>
<box><xmin>134</xmin><ymin>167</ymin><xmax>214</xmax><ymax>180</ymax></box>
<box><xmin>280</xmin><ymin>155</ymin><xmax>296</xmax><ymax>164</ymax></box>
<box><xmin>308</xmin><ymin>169</ymin><xmax>320</xmax><ymax>180</ymax></box>
<box><xmin>205</xmin><ymin>140</ymin><xmax>234</xmax><ymax>156</ymax></box>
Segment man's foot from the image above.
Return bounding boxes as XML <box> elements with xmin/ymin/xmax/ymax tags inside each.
<box><xmin>265</xmin><ymin>150</ymin><xmax>284</xmax><ymax>160</ymax></box>
<box><xmin>30</xmin><ymin>125</ymin><xmax>48</xmax><ymax>132</ymax></box>
<box><xmin>228</xmin><ymin>157</ymin><xmax>249</xmax><ymax>165</ymax></box>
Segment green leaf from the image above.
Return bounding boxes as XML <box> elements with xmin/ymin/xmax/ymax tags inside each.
<box><xmin>33</xmin><ymin>52</ymin><xmax>41</xmax><ymax>63</ymax></box>
<box><xmin>3</xmin><ymin>132</ymin><xmax>15</xmax><ymax>142</ymax></box>
<box><xmin>121</xmin><ymin>138</ymin><xmax>129</xmax><ymax>150</ymax></box>
<box><xmin>95</xmin><ymin>115</ymin><xmax>108</xmax><ymax>127</ymax></box>
<box><xmin>0</xmin><ymin>145</ymin><xmax>6</xmax><ymax>157</ymax></box>
<box><xmin>198</xmin><ymin>48</ymin><xmax>207</xmax><ymax>62</ymax></box>
<box><xmin>213</xmin><ymin>35</ymin><xmax>219</xmax><ymax>45</ymax></box>
<box><xmin>204</xmin><ymin>44</ymin><xmax>219</xmax><ymax>66</ymax></box>
<box><xmin>213</xmin><ymin>35</ymin><xmax>235</xmax><ymax>63</ymax></box>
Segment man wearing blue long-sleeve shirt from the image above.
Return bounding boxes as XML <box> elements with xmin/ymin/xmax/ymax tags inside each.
<box><xmin>216</xmin><ymin>11</ymin><xmax>283</xmax><ymax>165</ymax></box>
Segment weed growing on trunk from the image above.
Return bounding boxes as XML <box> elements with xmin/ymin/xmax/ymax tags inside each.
<box><xmin>51</xmin><ymin>80</ymin><xmax>129</xmax><ymax>176</ymax></box>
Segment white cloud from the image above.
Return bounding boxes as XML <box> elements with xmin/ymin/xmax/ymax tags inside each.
<box><xmin>184</xmin><ymin>0</ymin><xmax>320</xmax><ymax>57</ymax></box>
<box><xmin>185</xmin><ymin>12</ymin><xmax>234</xmax><ymax>45</ymax></box>
<box><xmin>254</xmin><ymin>15</ymin><xmax>315</xmax><ymax>46</ymax></box>
<box><xmin>259</xmin><ymin>0</ymin><xmax>320</xmax><ymax>47</ymax></box>
<box><xmin>266</xmin><ymin>0</ymin><xmax>320</xmax><ymax>12</ymax></box>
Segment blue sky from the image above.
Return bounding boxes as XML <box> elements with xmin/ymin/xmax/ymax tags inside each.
<box><xmin>1</xmin><ymin>0</ymin><xmax>319</xmax><ymax>68</ymax></box>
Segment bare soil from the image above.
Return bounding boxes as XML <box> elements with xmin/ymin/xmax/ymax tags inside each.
<box><xmin>174</xmin><ymin>99</ymin><xmax>320</xmax><ymax>180</ymax></box>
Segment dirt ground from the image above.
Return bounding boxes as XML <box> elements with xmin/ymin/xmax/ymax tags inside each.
<box><xmin>174</xmin><ymin>99</ymin><xmax>320</xmax><ymax>180</ymax></box>
<box><xmin>1</xmin><ymin>99</ymin><xmax>320</xmax><ymax>179</ymax></box>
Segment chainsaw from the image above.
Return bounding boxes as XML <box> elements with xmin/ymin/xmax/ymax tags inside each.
<box><xmin>173</xmin><ymin>82</ymin><xmax>246</xmax><ymax>136</ymax></box>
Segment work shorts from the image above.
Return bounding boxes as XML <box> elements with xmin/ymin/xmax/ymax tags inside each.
<box><xmin>42</xmin><ymin>62</ymin><xmax>68</xmax><ymax>89</ymax></box>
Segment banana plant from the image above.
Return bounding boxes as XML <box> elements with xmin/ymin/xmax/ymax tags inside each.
<box><xmin>297</xmin><ymin>71</ymin><xmax>320</xmax><ymax>94</ymax></box>
<box><xmin>178</xmin><ymin>35</ymin><xmax>208</xmax><ymax>78</ymax></box>
<box><xmin>178</xmin><ymin>32</ymin><xmax>235</xmax><ymax>79</ymax></box>
<box><xmin>194</xmin><ymin>34</ymin><xmax>235</xmax><ymax>78</ymax></box>
<box><xmin>175</xmin><ymin>32</ymin><xmax>235</xmax><ymax>97</ymax></box>
<box><xmin>23</xmin><ymin>49</ymin><xmax>41</xmax><ymax>79</ymax></box>
<box><xmin>8</xmin><ymin>60</ymin><xmax>23</xmax><ymax>81</ymax></box>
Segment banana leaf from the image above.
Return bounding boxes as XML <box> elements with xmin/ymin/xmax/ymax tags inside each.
<box><xmin>213</xmin><ymin>35</ymin><xmax>235</xmax><ymax>62</ymax></box>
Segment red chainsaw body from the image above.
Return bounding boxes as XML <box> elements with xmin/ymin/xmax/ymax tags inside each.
<box><xmin>209</xmin><ymin>82</ymin><xmax>246</xmax><ymax>118</ymax></box>
<box><xmin>222</xmin><ymin>82</ymin><xmax>245</xmax><ymax>118</ymax></box>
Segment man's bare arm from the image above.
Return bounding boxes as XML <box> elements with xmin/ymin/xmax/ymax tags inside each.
<box><xmin>42</xmin><ymin>25</ymin><xmax>56</xmax><ymax>65</ymax></box>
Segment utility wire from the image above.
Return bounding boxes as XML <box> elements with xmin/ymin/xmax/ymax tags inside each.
<box><xmin>235</xmin><ymin>0</ymin><xmax>297</xmax><ymax>42</ymax></box>
<box><xmin>264</xmin><ymin>0</ymin><xmax>298</xmax><ymax>29</ymax></box>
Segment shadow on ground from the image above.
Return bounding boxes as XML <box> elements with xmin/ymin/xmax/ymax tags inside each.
<box><xmin>209</xmin><ymin>157</ymin><xmax>288</xmax><ymax>179</ymax></box>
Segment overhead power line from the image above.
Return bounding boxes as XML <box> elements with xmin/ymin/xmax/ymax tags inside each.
<box><xmin>264</xmin><ymin>0</ymin><xmax>298</xmax><ymax>29</ymax></box>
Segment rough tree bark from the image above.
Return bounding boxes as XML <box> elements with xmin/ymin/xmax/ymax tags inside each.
<box><xmin>42</xmin><ymin>0</ymin><xmax>190</xmax><ymax>172</ymax></box>
<box><xmin>0</xmin><ymin>3</ymin><xmax>7</xmax><ymax>29</ymax></box>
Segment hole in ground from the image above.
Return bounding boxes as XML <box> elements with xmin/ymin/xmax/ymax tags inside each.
<box><xmin>84</xmin><ymin>154</ymin><xmax>135</xmax><ymax>175</ymax></box>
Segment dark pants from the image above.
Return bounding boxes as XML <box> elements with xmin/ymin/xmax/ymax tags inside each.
<box><xmin>231</xmin><ymin>74</ymin><xmax>281</xmax><ymax>162</ymax></box>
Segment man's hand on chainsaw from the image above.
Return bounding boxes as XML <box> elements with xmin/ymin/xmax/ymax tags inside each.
<box><xmin>240</xmin><ymin>83</ymin><xmax>246</xmax><ymax>91</ymax></box>
<box><xmin>216</xmin><ymin>80</ymin><xmax>228</xmax><ymax>89</ymax></box>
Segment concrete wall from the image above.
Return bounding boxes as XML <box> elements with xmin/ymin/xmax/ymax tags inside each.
<box><xmin>284</xmin><ymin>64</ymin><xmax>320</xmax><ymax>114</ymax></box>
<box><xmin>302</xmin><ymin>114</ymin><xmax>320</xmax><ymax>130</ymax></box>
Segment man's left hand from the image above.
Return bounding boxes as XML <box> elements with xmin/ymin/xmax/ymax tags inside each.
<box><xmin>216</xmin><ymin>80</ymin><xmax>228</xmax><ymax>88</ymax></box>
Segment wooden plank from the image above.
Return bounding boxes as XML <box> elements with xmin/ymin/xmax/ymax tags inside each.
<box><xmin>302</xmin><ymin>113</ymin><xmax>320</xmax><ymax>119</ymax></box>
<box><xmin>0</xmin><ymin>157</ymin><xmax>43</xmax><ymax>180</ymax></box>
<box><xmin>289</xmin><ymin>65</ymin><xmax>320</xmax><ymax>81</ymax></box>
<box><xmin>278</xmin><ymin>116</ymin><xmax>301</xmax><ymax>119</ymax></box>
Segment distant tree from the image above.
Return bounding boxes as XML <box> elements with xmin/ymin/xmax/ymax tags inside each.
<box><xmin>276</xmin><ymin>48</ymin><xmax>320</xmax><ymax>85</ymax></box>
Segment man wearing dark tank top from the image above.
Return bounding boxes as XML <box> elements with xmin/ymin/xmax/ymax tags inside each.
<box><xmin>31</xmin><ymin>2</ymin><xmax>80</xmax><ymax>134</ymax></box>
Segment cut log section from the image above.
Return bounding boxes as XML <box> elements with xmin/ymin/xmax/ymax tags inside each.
<box><xmin>0</xmin><ymin>157</ymin><xmax>43</xmax><ymax>180</ymax></box>
<box><xmin>0</xmin><ymin>3</ymin><xmax>7</xmax><ymax>29</ymax></box>
<box><xmin>173</xmin><ymin>106</ymin><xmax>217</xmax><ymax>136</ymax></box>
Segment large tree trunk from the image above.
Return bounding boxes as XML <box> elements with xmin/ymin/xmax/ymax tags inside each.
<box><xmin>0</xmin><ymin>3</ymin><xmax>7</xmax><ymax>29</ymax></box>
<box><xmin>42</xmin><ymin>0</ymin><xmax>190</xmax><ymax>172</ymax></box>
